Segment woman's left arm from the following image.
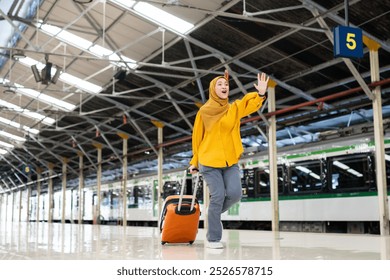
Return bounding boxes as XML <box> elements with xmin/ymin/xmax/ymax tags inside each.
<box><xmin>234</xmin><ymin>93</ymin><xmax>266</xmax><ymax>118</ymax></box>
<box><xmin>233</xmin><ymin>72</ymin><xmax>269</xmax><ymax>118</ymax></box>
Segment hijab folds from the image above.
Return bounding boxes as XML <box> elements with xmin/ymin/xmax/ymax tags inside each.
<box><xmin>199</xmin><ymin>76</ymin><xmax>229</xmax><ymax>131</ymax></box>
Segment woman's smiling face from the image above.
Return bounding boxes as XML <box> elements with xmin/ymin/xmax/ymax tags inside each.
<box><xmin>214</xmin><ymin>78</ymin><xmax>229</xmax><ymax>99</ymax></box>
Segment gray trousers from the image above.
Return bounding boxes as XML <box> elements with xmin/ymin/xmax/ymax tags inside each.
<box><xmin>199</xmin><ymin>163</ymin><xmax>242</xmax><ymax>242</ymax></box>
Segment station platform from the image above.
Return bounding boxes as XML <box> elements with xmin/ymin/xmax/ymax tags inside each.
<box><xmin>1</xmin><ymin>221</ymin><xmax>389</xmax><ymax>260</ymax></box>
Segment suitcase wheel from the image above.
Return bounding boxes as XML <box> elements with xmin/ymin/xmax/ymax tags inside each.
<box><xmin>161</xmin><ymin>241</ymin><xmax>167</xmax><ymax>245</ymax></box>
<box><xmin>189</xmin><ymin>241</ymin><xmax>194</xmax><ymax>245</ymax></box>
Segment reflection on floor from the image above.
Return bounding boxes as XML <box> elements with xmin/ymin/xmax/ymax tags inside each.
<box><xmin>0</xmin><ymin>221</ymin><xmax>389</xmax><ymax>260</ymax></box>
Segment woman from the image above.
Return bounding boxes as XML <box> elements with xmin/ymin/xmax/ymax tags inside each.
<box><xmin>189</xmin><ymin>71</ymin><xmax>269</xmax><ymax>249</ymax></box>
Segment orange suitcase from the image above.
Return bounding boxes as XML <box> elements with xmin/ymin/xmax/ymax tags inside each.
<box><xmin>160</xmin><ymin>171</ymin><xmax>201</xmax><ymax>245</ymax></box>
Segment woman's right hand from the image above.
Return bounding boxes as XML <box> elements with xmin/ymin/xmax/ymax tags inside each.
<box><xmin>189</xmin><ymin>165</ymin><xmax>199</xmax><ymax>174</ymax></box>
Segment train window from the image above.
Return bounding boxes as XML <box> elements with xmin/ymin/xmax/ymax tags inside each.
<box><xmin>330</xmin><ymin>154</ymin><xmax>371</xmax><ymax>192</ymax></box>
<box><xmin>289</xmin><ymin>160</ymin><xmax>325</xmax><ymax>194</ymax></box>
<box><xmin>102</xmin><ymin>191</ymin><xmax>109</xmax><ymax>206</ymax></box>
<box><xmin>371</xmin><ymin>149</ymin><xmax>390</xmax><ymax>190</ymax></box>
<box><xmin>110</xmin><ymin>191</ymin><xmax>120</xmax><ymax>207</ymax></box>
<box><xmin>253</xmin><ymin>166</ymin><xmax>285</xmax><ymax>197</ymax></box>
<box><xmin>161</xmin><ymin>181</ymin><xmax>181</xmax><ymax>199</ymax></box>
<box><xmin>126</xmin><ymin>185</ymin><xmax>148</xmax><ymax>207</ymax></box>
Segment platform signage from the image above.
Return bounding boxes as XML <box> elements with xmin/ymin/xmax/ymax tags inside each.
<box><xmin>333</xmin><ymin>25</ymin><xmax>363</xmax><ymax>58</ymax></box>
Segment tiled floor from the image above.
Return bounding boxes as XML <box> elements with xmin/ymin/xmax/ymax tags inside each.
<box><xmin>0</xmin><ymin>221</ymin><xmax>389</xmax><ymax>260</ymax></box>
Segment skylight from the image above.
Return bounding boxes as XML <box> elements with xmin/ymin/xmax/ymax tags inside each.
<box><xmin>16</xmin><ymin>87</ymin><xmax>76</xmax><ymax>111</ymax></box>
<box><xmin>0</xmin><ymin>116</ymin><xmax>39</xmax><ymax>135</ymax></box>
<box><xmin>2</xmin><ymin>74</ymin><xmax>74</xmax><ymax>112</ymax></box>
<box><xmin>110</xmin><ymin>0</ymin><xmax>194</xmax><ymax>34</ymax></box>
<box><xmin>38</xmin><ymin>23</ymin><xmax>137</xmax><ymax>70</ymax></box>
<box><xmin>60</xmin><ymin>73</ymin><xmax>103</xmax><ymax>93</ymax></box>
<box><xmin>133</xmin><ymin>2</ymin><xmax>194</xmax><ymax>34</ymax></box>
<box><xmin>0</xmin><ymin>99</ymin><xmax>55</xmax><ymax>125</ymax></box>
<box><xmin>110</xmin><ymin>0</ymin><xmax>136</xmax><ymax>9</ymax></box>
<box><xmin>0</xmin><ymin>139</ymin><xmax>14</xmax><ymax>149</ymax></box>
<box><xmin>40</xmin><ymin>24</ymin><xmax>93</xmax><ymax>50</ymax></box>
<box><xmin>0</xmin><ymin>130</ymin><xmax>25</xmax><ymax>142</ymax></box>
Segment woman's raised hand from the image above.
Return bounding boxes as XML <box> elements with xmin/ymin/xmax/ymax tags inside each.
<box><xmin>254</xmin><ymin>72</ymin><xmax>269</xmax><ymax>96</ymax></box>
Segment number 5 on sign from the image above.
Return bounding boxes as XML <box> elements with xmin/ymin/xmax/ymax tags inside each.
<box><xmin>334</xmin><ymin>25</ymin><xmax>363</xmax><ymax>58</ymax></box>
<box><xmin>346</xmin><ymin>32</ymin><xmax>357</xmax><ymax>50</ymax></box>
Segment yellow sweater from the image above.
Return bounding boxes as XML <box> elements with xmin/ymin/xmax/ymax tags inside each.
<box><xmin>190</xmin><ymin>92</ymin><xmax>265</xmax><ymax>168</ymax></box>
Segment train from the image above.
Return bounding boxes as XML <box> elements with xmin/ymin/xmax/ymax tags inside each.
<box><xmin>1</xmin><ymin>131</ymin><xmax>390</xmax><ymax>234</ymax></box>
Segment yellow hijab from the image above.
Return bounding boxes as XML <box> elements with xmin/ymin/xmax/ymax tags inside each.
<box><xmin>199</xmin><ymin>76</ymin><xmax>229</xmax><ymax>131</ymax></box>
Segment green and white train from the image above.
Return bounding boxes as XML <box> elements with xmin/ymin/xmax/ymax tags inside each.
<box><xmin>3</xmin><ymin>133</ymin><xmax>390</xmax><ymax>234</ymax></box>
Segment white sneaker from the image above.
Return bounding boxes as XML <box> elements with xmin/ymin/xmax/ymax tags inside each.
<box><xmin>206</xmin><ymin>241</ymin><xmax>224</xmax><ymax>249</ymax></box>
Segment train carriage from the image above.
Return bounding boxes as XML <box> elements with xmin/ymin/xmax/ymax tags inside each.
<box><xmin>17</xmin><ymin>135</ymin><xmax>390</xmax><ymax>234</ymax></box>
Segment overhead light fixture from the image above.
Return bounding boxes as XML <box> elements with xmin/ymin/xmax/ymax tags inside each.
<box><xmin>114</xmin><ymin>69</ymin><xmax>127</xmax><ymax>81</ymax></box>
<box><xmin>31</xmin><ymin>64</ymin><xmax>41</xmax><ymax>82</ymax></box>
<box><xmin>41</xmin><ymin>62</ymin><xmax>53</xmax><ymax>85</ymax></box>
<box><xmin>31</xmin><ymin>55</ymin><xmax>61</xmax><ymax>85</ymax></box>
<box><xmin>3</xmin><ymin>88</ymin><xmax>16</xmax><ymax>94</ymax></box>
<box><xmin>51</xmin><ymin>67</ymin><xmax>62</xmax><ymax>84</ymax></box>
<box><xmin>73</xmin><ymin>0</ymin><xmax>93</xmax><ymax>3</ymax></box>
<box><xmin>12</xmin><ymin>51</ymin><xmax>26</xmax><ymax>60</ymax></box>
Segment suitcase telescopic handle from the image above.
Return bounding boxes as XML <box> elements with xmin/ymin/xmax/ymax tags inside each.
<box><xmin>190</xmin><ymin>173</ymin><xmax>199</xmax><ymax>211</ymax></box>
<box><xmin>177</xmin><ymin>170</ymin><xmax>186</xmax><ymax>211</ymax></box>
<box><xmin>178</xmin><ymin>169</ymin><xmax>200</xmax><ymax>212</ymax></box>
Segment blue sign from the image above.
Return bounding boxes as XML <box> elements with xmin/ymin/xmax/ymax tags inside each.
<box><xmin>24</xmin><ymin>165</ymin><xmax>31</xmax><ymax>174</ymax></box>
<box><xmin>334</xmin><ymin>25</ymin><xmax>363</xmax><ymax>58</ymax></box>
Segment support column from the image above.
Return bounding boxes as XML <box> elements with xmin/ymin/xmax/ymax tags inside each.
<box><xmin>18</xmin><ymin>188</ymin><xmax>22</xmax><ymax>222</ymax></box>
<box><xmin>77</xmin><ymin>152</ymin><xmax>84</xmax><ymax>224</ymax></box>
<box><xmin>152</xmin><ymin>120</ymin><xmax>164</xmax><ymax>223</ymax></box>
<box><xmin>364</xmin><ymin>36</ymin><xmax>390</xmax><ymax>235</ymax></box>
<box><xmin>12</xmin><ymin>192</ymin><xmax>16</xmax><ymax>222</ymax></box>
<box><xmin>0</xmin><ymin>194</ymin><xmax>2</xmax><ymax>222</ymax></box>
<box><xmin>93</xmin><ymin>143</ymin><xmax>103</xmax><ymax>224</ymax></box>
<box><xmin>4</xmin><ymin>192</ymin><xmax>8</xmax><ymax>222</ymax></box>
<box><xmin>61</xmin><ymin>158</ymin><xmax>69</xmax><ymax>224</ymax></box>
<box><xmin>267</xmin><ymin>79</ymin><xmax>279</xmax><ymax>232</ymax></box>
<box><xmin>48</xmin><ymin>163</ymin><xmax>55</xmax><ymax>223</ymax></box>
<box><xmin>36</xmin><ymin>168</ymin><xmax>42</xmax><ymax>223</ymax></box>
<box><xmin>6</xmin><ymin>192</ymin><xmax>9</xmax><ymax>222</ymax></box>
<box><xmin>26</xmin><ymin>171</ymin><xmax>31</xmax><ymax>222</ymax></box>
<box><xmin>118</xmin><ymin>133</ymin><xmax>129</xmax><ymax>227</ymax></box>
